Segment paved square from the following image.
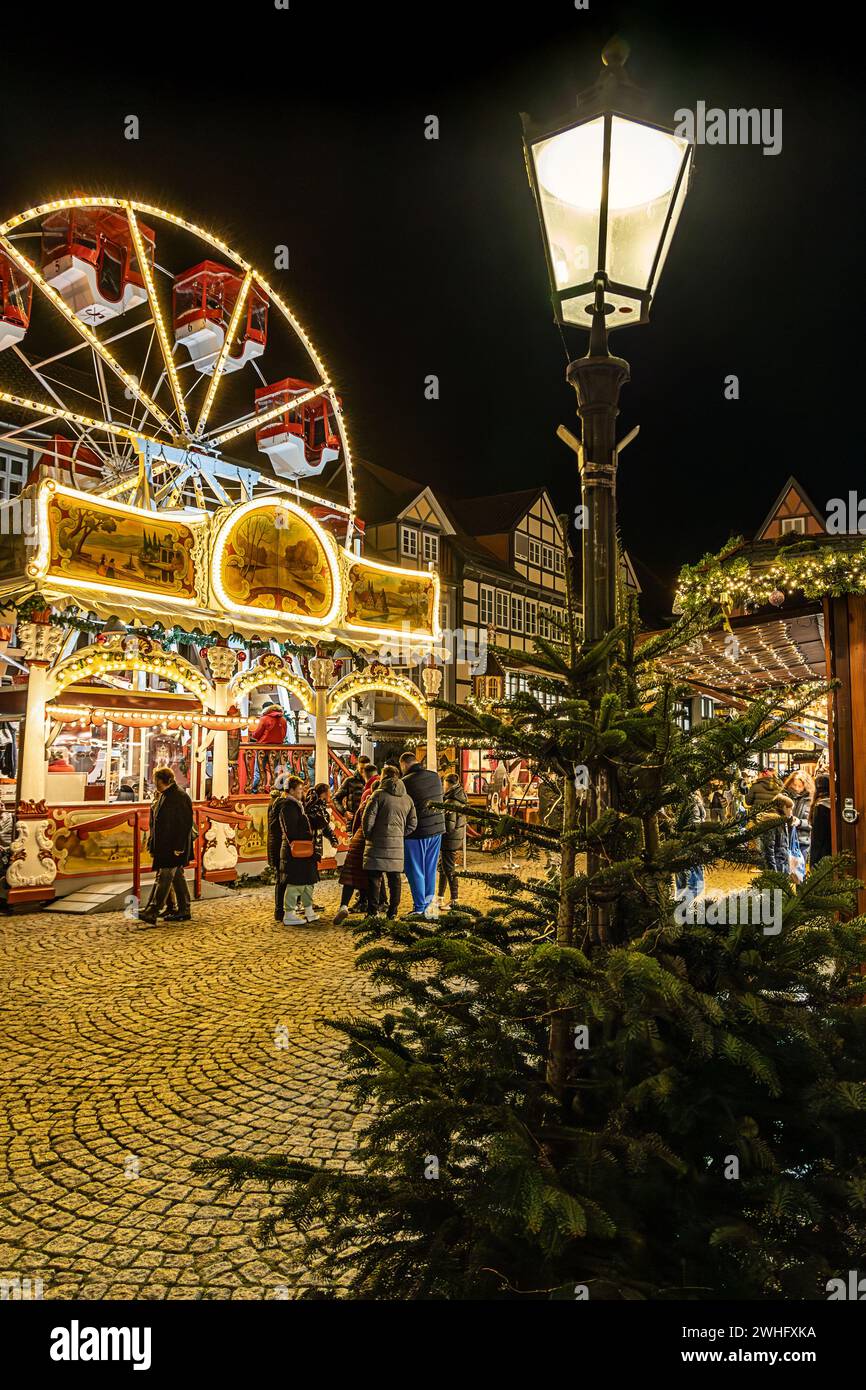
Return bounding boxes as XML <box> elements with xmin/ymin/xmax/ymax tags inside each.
<box><xmin>0</xmin><ymin>858</ymin><xmax>511</xmax><ymax>1300</ymax></box>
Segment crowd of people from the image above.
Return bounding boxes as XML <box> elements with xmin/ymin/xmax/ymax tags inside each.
<box><xmin>118</xmin><ymin>743</ymin><xmax>832</xmax><ymax>931</ymax></box>
<box><xmin>267</xmin><ymin>752</ymin><xmax>467</xmax><ymax>927</ymax></box>
<box><xmin>675</xmin><ymin>765</ymin><xmax>831</xmax><ymax>899</ymax></box>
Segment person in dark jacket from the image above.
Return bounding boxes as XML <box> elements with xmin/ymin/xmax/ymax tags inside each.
<box><xmin>334</xmin><ymin>763</ymin><xmax>378</xmax><ymax>923</ymax></box>
<box><xmin>361</xmin><ymin>765</ymin><xmax>418</xmax><ymax>917</ymax></box>
<box><xmin>303</xmin><ymin>783</ymin><xmax>338</xmax><ymax>864</ymax></box>
<box><xmin>399</xmin><ymin>752</ymin><xmax>445</xmax><ymax>917</ymax></box>
<box><xmin>810</xmin><ymin>774</ymin><xmax>832</xmax><ymax>866</ymax></box>
<box><xmin>437</xmin><ymin>773</ymin><xmax>467</xmax><ymax>904</ymax></box>
<box><xmin>267</xmin><ymin>787</ymin><xmax>290</xmax><ymax>921</ymax></box>
<box><xmin>277</xmin><ymin>777</ymin><xmax>319</xmax><ymax>925</ymax></box>
<box><xmin>139</xmin><ymin>767</ymin><xmax>194</xmax><ymax>925</ymax></box>
<box><xmin>333</xmin><ymin>756</ymin><xmax>371</xmax><ymax>821</ymax></box>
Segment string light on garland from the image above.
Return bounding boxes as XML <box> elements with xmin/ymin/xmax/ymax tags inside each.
<box><xmin>676</xmin><ymin>536</ymin><xmax>866</xmax><ymax>615</ymax></box>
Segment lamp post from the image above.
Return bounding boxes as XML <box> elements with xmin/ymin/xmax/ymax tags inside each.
<box><xmin>523</xmin><ymin>38</ymin><xmax>692</xmax><ymax>944</ymax></box>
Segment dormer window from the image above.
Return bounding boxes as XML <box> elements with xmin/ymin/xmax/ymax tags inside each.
<box><xmin>423</xmin><ymin>531</ymin><xmax>439</xmax><ymax>564</ymax></box>
<box><xmin>401</xmin><ymin>525</ymin><xmax>419</xmax><ymax>558</ymax></box>
<box><xmin>780</xmin><ymin>516</ymin><xmax>806</xmax><ymax>535</ymax></box>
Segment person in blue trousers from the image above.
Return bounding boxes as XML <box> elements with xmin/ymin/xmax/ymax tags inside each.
<box><xmin>399</xmin><ymin>751</ymin><xmax>445</xmax><ymax>917</ymax></box>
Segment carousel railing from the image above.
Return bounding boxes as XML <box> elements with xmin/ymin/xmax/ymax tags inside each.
<box><xmin>232</xmin><ymin>743</ymin><xmax>357</xmax><ymax>797</ymax></box>
<box><xmin>68</xmin><ymin>801</ymin><xmax>250</xmax><ymax>901</ymax></box>
<box><xmin>233</xmin><ymin>743</ymin><xmax>313</xmax><ymax>795</ymax></box>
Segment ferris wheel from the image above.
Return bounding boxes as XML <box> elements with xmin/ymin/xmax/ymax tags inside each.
<box><xmin>0</xmin><ymin>196</ymin><xmax>355</xmax><ymax>537</ymax></box>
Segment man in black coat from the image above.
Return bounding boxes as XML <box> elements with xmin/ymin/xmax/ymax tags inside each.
<box><xmin>139</xmin><ymin>767</ymin><xmax>194</xmax><ymax>925</ymax></box>
<box><xmin>399</xmin><ymin>752</ymin><xmax>445</xmax><ymax>917</ymax></box>
<box><xmin>437</xmin><ymin>773</ymin><xmax>467</xmax><ymax>904</ymax></box>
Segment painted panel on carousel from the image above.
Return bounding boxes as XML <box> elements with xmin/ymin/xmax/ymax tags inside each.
<box><xmin>52</xmin><ymin>807</ymin><xmax>152</xmax><ymax>878</ymax></box>
<box><xmin>344</xmin><ymin>557</ymin><xmax>437</xmax><ymax>636</ymax></box>
<box><xmin>212</xmin><ymin>500</ymin><xmax>338</xmax><ymax>622</ymax></box>
<box><xmin>43</xmin><ymin>487</ymin><xmax>197</xmax><ymax>599</ymax></box>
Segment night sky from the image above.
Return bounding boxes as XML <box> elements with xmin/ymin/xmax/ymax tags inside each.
<box><xmin>2</xmin><ymin>3</ymin><xmax>861</xmax><ymax>593</ymax></box>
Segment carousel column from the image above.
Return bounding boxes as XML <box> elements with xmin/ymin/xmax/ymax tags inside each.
<box><xmin>421</xmin><ymin>660</ymin><xmax>443</xmax><ymax>770</ymax></box>
<box><xmin>202</xmin><ymin>645</ymin><xmax>239</xmax><ymax>878</ymax></box>
<box><xmin>310</xmin><ymin>654</ymin><xmax>335</xmax><ymax>785</ymax></box>
<box><xmin>7</xmin><ymin>620</ymin><xmax>64</xmax><ymax>905</ymax></box>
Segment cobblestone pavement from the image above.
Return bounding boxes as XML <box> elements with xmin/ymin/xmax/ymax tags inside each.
<box><xmin>0</xmin><ymin>853</ymin><xmax>753</xmax><ymax>1301</ymax></box>
<box><xmin>0</xmin><ymin>853</ymin><xmax>515</xmax><ymax>1301</ymax></box>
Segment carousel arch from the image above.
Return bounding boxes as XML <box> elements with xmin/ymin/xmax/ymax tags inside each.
<box><xmin>327</xmin><ymin>668</ymin><xmax>429</xmax><ymax>720</ymax></box>
<box><xmin>228</xmin><ymin>656</ymin><xmax>315</xmax><ymax>715</ymax></box>
<box><xmin>47</xmin><ymin>641</ymin><xmax>216</xmax><ymax>706</ymax></box>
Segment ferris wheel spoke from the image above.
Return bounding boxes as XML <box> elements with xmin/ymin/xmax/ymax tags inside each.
<box><xmin>193</xmin><ymin>270</ymin><xmax>253</xmax><ymax>438</ymax></box>
<box><xmin>32</xmin><ymin>316</ymin><xmax>154</xmax><ymax>372</ymax></box>
<box><xmin>0</xmin><ymin>385</ymin><xmax>166</xmax><ymax>459</ymax></box>
<box><xmin>10</xmin><ymin>345</ymin><xmax>109</xmax><ymax>463</ymax></box>
<box><xmin>124</xmin><ymin>202</ymin><xmax>189</xmax><ymax>437</ymax></box>
<box><xmin>0</xmin><ymin>229</ymin><xmax>175</xmax><ymax>440</ymax></box>
<box><xmin>205</xmin><ymin>380</ymin><xmax>327</xmax><ymax>449</ymax></box>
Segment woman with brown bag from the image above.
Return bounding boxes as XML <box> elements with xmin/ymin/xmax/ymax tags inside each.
<box><xmin>277</xmin><ymin>776</ymin><xmax>319</xmax><ymax>925</ymax></box>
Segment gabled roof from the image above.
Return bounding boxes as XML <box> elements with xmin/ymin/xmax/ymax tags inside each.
<box><xmin>450</xmin><ymin>487</ymin><xmax>548</xmax><ymax>538</ymax></box>
<box><xmin>755</xmin><ymin>475</ymin><xmax>825</xmax><ymax>540</ymax></box>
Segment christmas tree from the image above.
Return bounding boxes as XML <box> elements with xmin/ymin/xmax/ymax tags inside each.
<box><xmin>195</xmin><ymin>588</ymin><xmax>866</xmax><ymax>1300</ymax></box>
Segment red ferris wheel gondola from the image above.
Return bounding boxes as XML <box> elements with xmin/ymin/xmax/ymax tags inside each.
<box><xmin>40</xmin><ymin>206</ymin><xmax>155</xmax><ymax>325</ymax></box>
<box><xmin>0</xmin><ymin>250</ymin><xmax>33</xmax><ymax>352</ymax></box>
<box><xmin>254</xmin><ymin>378</ymin><xmax>341</xmax><ymax>480</ymax></box>
<box><xmin>172</xmin><ymin>261</ymin><xmax>267</xmax><ymax>375</ymax></box>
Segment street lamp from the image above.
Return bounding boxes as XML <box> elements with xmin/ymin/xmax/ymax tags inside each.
<box><xmin>522</xmin><ymin>38</ymin><xmax>691</xmax><ymax>945</ymax></box>
<box><xmin>522</xmin><ymin>35</ymin><xmax>691</xmax><ymax>643</ymax></box>
<box><xmin>523</xmin><ymin>36</ymin><xmax>692</xmax><ymax>338</ymax></box>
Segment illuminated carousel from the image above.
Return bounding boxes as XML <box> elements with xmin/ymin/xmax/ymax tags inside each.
<box><xmin>0</xmin><ymin>197</ymin><xmax>443</xmax><ymax>908</ymax></box>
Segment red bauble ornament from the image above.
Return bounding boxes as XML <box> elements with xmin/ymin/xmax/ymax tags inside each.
<box><xmin>236</xmin><ymin>652</ymin><xmax>247</xmax><ymax>664</ymax></box>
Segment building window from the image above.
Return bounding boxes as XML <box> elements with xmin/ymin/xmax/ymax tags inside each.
<box><xmin>475</xmin><ymin>674</ymin><xmax>503</xmax><ymax>700</ymax></box>
<box><xmin>422</xmin><ymin>531</ymin><xmax>439</xmax><ymax>564</ymax></box>
<box><xmin>479</xmin><ymin>585</ymin><xmax>494</xmax><ymax>626</ymax></box>
<box><xmin>700</xmin><ymin>697</ymin><xmax>715</xmax><ymax>720</ymax></box>
<box><xmin>495</xmin><ymin>590</ymin><xmax>509</xmax><ymax>630</ymax></box>
<box><xmin>0</xmin><ymin>448</ymin><xmax>28</xmax><ymax>500</ymax></box>
<box><xmin>525</xmin><ymin>599</ymin><xmax>537</xmax><ymax>636</ymax></box>
<box><xmin>514</xmin><ymin>532</ymin><xmax>529</xmax><ymax>560</ymax></box>
<box><xmin>554</xmin><ymin>549</ymin><xmax>565</xmax><ymax>573</ymax></box>
<box><xmin>542</xmin><ymin>544</ymin><xmax>554</xmax><ymax>570</ymax></box>
<box><xmin>401</xmin><ymin>525</ymin><xmax>418</xmax><ymax>558</ymax></box>
<box><xmin>780</xmin><ymin>516</ymin><xmax>806</xmax><ymax>535</ymax></box>
<box><xmin>510</xmin><ymin>594</ymin><xmax>523</xmax><ymax>632</ymax></box>
<box><xmin>673</xmin><ymin>701</ymin><xmax>691</xmax><ymax>731</ymax></box>
<box><xmin>538</xmin><ymin>606</ymin><xmax>550</xmax><ymax>639</ymax></box>
<box><xmin>528</xmin><ymin>538</ymin><xmax>541</xmax><ymax>566</ymax></box>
